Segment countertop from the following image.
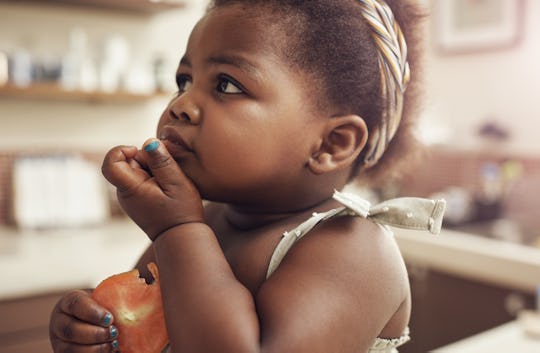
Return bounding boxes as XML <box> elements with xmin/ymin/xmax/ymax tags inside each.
<box><xmin>433</xmin><ymin>320</ymin><xmax>540</xmax><ymax>352</ymax></box>
<box><xmin>0</xmin><ymin>219</ymin><xmax>150</xmax><ymax>300</ymax></box>
<box><xmin>395</xmin><ymin>227</ymin><xmax>540</xmax><ymax>294</ymax></box>
<box><xmin>2</xmin><ymin>219</ymin><xmax>540</xmax><ymax>300</ymax></box>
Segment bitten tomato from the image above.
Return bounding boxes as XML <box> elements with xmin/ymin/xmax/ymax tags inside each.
<box><xmin>92</xmin><ymin>262</ymin><xmax>169</xmax><ymax>353</ymax></box>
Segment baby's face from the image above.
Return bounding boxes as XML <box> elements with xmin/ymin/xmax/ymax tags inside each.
<box><xmin>157</xmin><ymin>4</ymin><xmax>327</xmax><ymax>208</ymax></box>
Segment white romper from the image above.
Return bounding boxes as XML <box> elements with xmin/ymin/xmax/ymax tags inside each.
<box><xmin>265</xmin><ymin>190</ymin><xmax>446</xmax><ymax>353</ymax></box>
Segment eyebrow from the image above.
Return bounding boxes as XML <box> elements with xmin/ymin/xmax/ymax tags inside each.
<box><xmin>179</xmin><ymin>54</ymin><xmax>263</xmax><ymax>80</ymax></box>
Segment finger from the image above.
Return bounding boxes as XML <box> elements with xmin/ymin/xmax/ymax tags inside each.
<box><xmin>51</xmin><ymin>337</ymin><xmax>119</xmax><ymax>353</ymax></box>
<box><xmin>130</xmin><ymin>149</ymin><xmax>148</xmax><ymax>171</ymax></box>
<box><xmin>52</xmin><ymin>312</ymin><xmax>118</xmax><ymax>344</ymax></box>
<box><xmin>141</xmin><ymin>139</ymin><xmax>191</xmax><ymax>193</ymax></box>
<box><xmin>58</xmin><ymin>290</ymin><xmax>114</xmax><ymax>327</ymax></box>
<box><xmin>102</xmin><ymin>145</ymin><xmax>150</xmax><ymax>192</ymax></box>
<box><xmin>103</xmin><ymin>145</ymin><xmax>138</xmax><ymax>166</ymax></box>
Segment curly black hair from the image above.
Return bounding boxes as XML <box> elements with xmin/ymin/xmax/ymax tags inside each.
<box><xmin>208</xmin><ymin>0</ymin><xmax>426</xmax><ymax>185</ymax></box>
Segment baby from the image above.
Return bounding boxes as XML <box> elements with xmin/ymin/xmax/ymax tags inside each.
<box><xmin>49</xmin><ymin>1</ymin><xmax>444</xmax><ymax>352</ymax></box>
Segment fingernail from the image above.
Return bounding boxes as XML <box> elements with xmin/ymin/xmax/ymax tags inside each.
<box><xmin>112</xmin><ymin>340</ymin><xmax>119</xmax><ymax>350</ymax></box>
<box><xmin>110</xmin><ymin>325</ymin><xmax>118</xmax><ymax>338</ymax></box>
<box><xmin>103</xmin><ymin>313</ymin><xmax>112</xmax><ymax>326</ymax></box>
<box><xmin>144</xmin><ymin>140</ymin><xmax>159</xmax><ymax>152</ymax></box>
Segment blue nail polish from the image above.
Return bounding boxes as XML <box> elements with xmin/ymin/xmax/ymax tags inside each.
<box><xmin>144</xmin><ymin>140</ymin><xmax>159</xmax><ymax>152</ymax></box>
<box><xmin>110</xmin><ymin>325</ymin><xmax>118</xmax><ymax>338</ymax></box>
<box><xmin>103</xmin><ymin>313</ymin><xmax>112</xmax><ymax>326</ymax></box>
<box><xmin>112</xmin><ymin>340</ymin><xmax>119</xmax><ymax>350</ymax></box>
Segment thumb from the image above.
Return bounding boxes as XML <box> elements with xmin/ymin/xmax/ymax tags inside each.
<box><xmin>142</xmin><ymin>139</ymin><xmax>190</xmax><ymax>193</ymax></box>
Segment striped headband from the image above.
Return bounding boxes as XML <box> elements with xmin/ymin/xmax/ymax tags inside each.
<box><xmin>357</xmin><ymin>0</ymin><xmax>410</xmax><ymax>167</ymax></box>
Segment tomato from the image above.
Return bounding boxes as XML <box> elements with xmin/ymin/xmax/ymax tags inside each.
<box><xmin>92</xmin><ymin>262</ymin><xmax>169</xmax><ymax>353</ymax></box>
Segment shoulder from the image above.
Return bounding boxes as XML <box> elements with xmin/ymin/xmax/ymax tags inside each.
<box><xmin>254</xmin><ymin>215</ymin><xmax>409</xmax><ymax>352</ymax></box>
<box><xmin>284</xmin><ymin>215</ymin><xmax>408</xmax><ymax>301</ymax></box>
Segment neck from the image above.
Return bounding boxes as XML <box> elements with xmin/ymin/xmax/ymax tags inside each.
<box><xmin>223</xmin><ymin>196</ymin><xmax>339</xmax><ymax>231</ymax></box>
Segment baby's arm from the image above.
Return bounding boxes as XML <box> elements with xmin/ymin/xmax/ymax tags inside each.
<box><xmin>103</xmin><ymin>140</ymin><xmax>259</xmax><ymax>351</ymax></box>
<box><xmin>50</xmin><ymin>140</ymin><xmax>209</xmax><ymax>353</ymax></box>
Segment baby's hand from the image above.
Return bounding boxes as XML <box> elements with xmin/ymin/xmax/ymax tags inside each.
<box><xmin>49</xmin><ymin>290</ymin><xmax>118</xmax><ymax>353</ymax></box>
<box><xmin>102</xmin><ymin>139</ymin><xmax>204</xmax><ymax>240</ymax></box>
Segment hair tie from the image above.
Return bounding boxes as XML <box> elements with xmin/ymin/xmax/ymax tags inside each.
<box><xmin>357</xmin><ymin>0</ymin><xmax>410</xmax><ymax>167</ymax></box>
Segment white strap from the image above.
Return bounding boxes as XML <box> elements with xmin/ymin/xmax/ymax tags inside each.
<box><xmin>332</xmin><ymin>190</ymin><xmax>446</xmax><ymax>234</ymax></box>
<box><xmin>266</xmin><ymin>207</ymin><xmax>344</xmax><ymax>279</ymax></box>
<box><xmin>266</xmin><ymin>190</ymin><xmax>446</xmax><ymax>279</ymax></box>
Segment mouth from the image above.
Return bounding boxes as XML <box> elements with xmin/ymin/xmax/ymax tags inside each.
<box><xmin>159</xmin><ymin>127</ymin><xmax>193</xmax><ymax>156</ymax></box>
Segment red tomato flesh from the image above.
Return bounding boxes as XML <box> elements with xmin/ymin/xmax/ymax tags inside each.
<box><xmin>92</xmin><ymin>262</ymin><xmax>168</xmax><ymax>353</ymax></box>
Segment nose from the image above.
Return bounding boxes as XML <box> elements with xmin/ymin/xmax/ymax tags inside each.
<box><xmin>168</xmin><ymin>92</ymin><xmax>201</xmax><ymax>125</ymax></box>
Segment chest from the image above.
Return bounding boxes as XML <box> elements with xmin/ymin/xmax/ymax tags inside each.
<box><xmin>210</xmin><ymin>219</ymin><xmax>293</xmax><ymax>295</ymax></box>
<box><xmin>204</xmin><ymin>203</ymin><xmax>320</xmax><ymax>294</ymax></box>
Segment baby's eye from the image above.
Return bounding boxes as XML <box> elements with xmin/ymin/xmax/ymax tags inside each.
<box><xmin>217</xmin><ymin>76</ymin><xmax>243</xmax><ymax>94</ymax></box>
<box><xmin>176</xmin><ymin>74</ymin><xmax>192</xmax><ymax>93</ymax></box>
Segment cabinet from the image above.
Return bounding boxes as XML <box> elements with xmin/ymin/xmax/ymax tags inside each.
<box><xmin>0</xmin><ymin>292</ymin><xmax>66</xmax><ymax>353</ymax></box>
<box><xmin>401</xmin><ymin>265</ymin><xmax>535</xmax><ymax>353</ymax></box>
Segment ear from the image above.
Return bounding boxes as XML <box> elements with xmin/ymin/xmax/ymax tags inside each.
<box><xmin>308</xmin><ymin>115</ymin><xmax>368</xmax><ymax>175</ymax></box>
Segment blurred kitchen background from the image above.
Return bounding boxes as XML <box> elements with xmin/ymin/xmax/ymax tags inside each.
<box><xmin>0</xmin><ymin>0</ymin><xmax>539</xmax><ymax>352</ymax></box>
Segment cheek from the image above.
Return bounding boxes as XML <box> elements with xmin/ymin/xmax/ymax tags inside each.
<box><xmin>197</xmin><ymin>125</ymin><xmax>281</xmax><ymax>180</ymax></box>
<box><xmin>201</xmin><ymin>128</ymin><xmax>270</xmax><ymax>166</ymax></box>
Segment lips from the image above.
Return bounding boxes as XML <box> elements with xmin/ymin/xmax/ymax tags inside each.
<box><xmin>159</xmin><ymin>126</ymin><xmax>193</xmax><ymax>156</ymax></box>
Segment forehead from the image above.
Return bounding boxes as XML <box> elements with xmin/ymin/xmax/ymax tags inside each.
<box><xmin>187</xmin><ymin>5</ymin><xmax>284</xmax><ymax>64</ymax></box>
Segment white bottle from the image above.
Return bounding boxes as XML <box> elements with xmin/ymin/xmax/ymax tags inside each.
<box><xmin>61</xmin><ymin>28</ymin><xmax>89</xmax><ymax>90</ymax></box>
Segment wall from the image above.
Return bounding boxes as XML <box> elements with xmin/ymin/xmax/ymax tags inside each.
<box><xmin>2</xmin><ymin>1</ymin><xmax>539</xmax><ymax>152</ymax></box>
<box><xmin>420</xmin><ymin>0</ymin><xmax>540</xmax><ymax>156</ymax></box>
<box><xmin>1</xmin><ymin>1</ymin><xmax>539</xmax><ymax>225</ymax></box>
<box><xmin>0</xmin><ymin>1</ymin><xmax>206</xmax><ymax>151</ymax></box>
